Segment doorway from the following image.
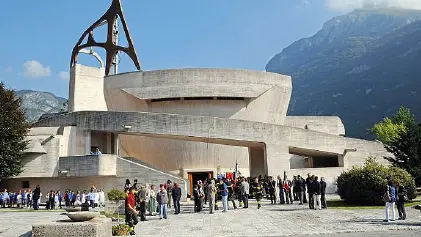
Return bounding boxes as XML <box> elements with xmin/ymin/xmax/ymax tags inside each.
<box><xmin>188</xmin><ymin>171</ymin><xmax>213</xmax><ymax>196</ymax></box>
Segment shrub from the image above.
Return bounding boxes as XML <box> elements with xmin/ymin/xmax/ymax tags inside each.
<box><xmin>337</xmin><ymin>157</ymin><xmax>417</xmax><ymax>205</ymax></box>
<box><xmin>112</xmin><ymin>224</ymin><xmax>131</xmax><ymax>236</ymax></box>
<box><xmin>107</xmin><ymin>189</ymin><xmax>126</xmax><ymax>202</ymax></box>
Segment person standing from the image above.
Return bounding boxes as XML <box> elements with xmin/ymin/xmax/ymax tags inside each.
<box><xmin>166</xmin><ymin>180</ymin><xmax>173</xmax><ymax>208</ymax></box>
<box><xmin>148</xmin><ymin>185</ymin><xmax>157</xmax><ymax>216</ymax></box>
<box><xmin>307</xmin><ymin>176</ymin><xmax>315</xmax><ymax>209</ymax></box>
<box><xmin>278</xmin><ymin>175</ymin><xmax>285</xmax><ymax>204</ymax></box>
<box><xmin>396</xmin><ymin>182</ymin><xmax>407</xmax><ymax>220</ymax></box>
<box><xmin>207</xmin><ymin>180</ymin><xmax>217</xmax><ymax>214</ymax></box>
<box><xmin>125</xmin><ymin>187</ymin><xmax>139</xmax><ymax>236</ymax></box>
<box><xmin>251</xmin><ymin>177</ymin><xmax>263</xmax><ymax>209</ymax></box>
<box><xmin>320</xmin><ymin>177</ymin><xmax>327</xmax><ymax>209</ymax></box>
<box><xmin>240</xmin><ymin>178</ymin><xmax>249</xmax><ymax>208</ymax></box>
<box><xmin>312</xmin><ymin>176</ymin><xmax>321</xmax><ymax>210</ymax></box>
<box><xmin>124</xmin><ymin>179</ymin><xmax>131</xmax><ymax>192</ymax></box>
<box><xmin>284</xmin><ymin>179</ymin><xmax>293</xmax><ymax>204</ymax></box>
<box><xmin>138</xmin><ymin>185</ymin><xmax>147</xmax><ymax>221</ymax></box>
<box><xmin>219</xmin><ymin>179</ymin><xmax>229</xmax><ymax>212</ymax></box>
<box><xmin>269</xmin><ymin>176</ymin><xmax>276</xmax><ymax>204</ymax></box>
<box><xmin>172</xmin><ymin>183</ymin><xmax>181</xmax><ymax>214</ymax></box>
<box><xmin>384</xmin><ymin>180</ymin><xmax>397</xmax><ymax>222</ymax></box>
<box><xmin>227</xmin><ymin>179</ymin><xmax>237</xmax><ymax>209</ymax></box>
<box><xmin>157</xmin><ymin>184</ymin><xmax>168</xmax><ymax>219</ymax></box>
<box><xmin>32</xmin><ymin>186</ymin><xmax>41</xmax><ymax>210</ymax></box>
<box><xmin>295</xmin><ymin>176</ymin><xmax>303</xmax><ymax>205</ymax></box>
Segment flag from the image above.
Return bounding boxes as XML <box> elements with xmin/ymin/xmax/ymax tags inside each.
<box><xmin>234</xmin><ymin>159</ymin><xmax>239</xmax><ymax>181</ymax></box>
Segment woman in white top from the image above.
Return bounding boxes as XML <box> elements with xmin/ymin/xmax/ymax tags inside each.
<box><xmin>98</xmin><ymin>189</ymin><xmax>105</xmax><ymax>207</ymax></box>
<box><xmin>75</xmin><ymin>191</ymin><xmax>82</xmax><ymax>206</ymax></box>
<box><xmin>94</xmin><ymin>191</ymin><xmax>99</xmax><ymax>207</ymax></box>
<box><xmin>16</xmin><ymin>191</ymin><xmax>23</xmax><ymax>208</ymax></box>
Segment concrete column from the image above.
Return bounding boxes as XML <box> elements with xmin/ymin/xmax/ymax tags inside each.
<box><xmin>106</xmin><ymin>133</ymin><xmax>112</xmax><ymax>154</ymax></box>
<box><xmin>69</xmin><ymin>64</ymin><xmax>107</xmax><ymax>112</ymax></box>
<box><xmin>265</xmin><ymin>143</ymin><xmax>290</xmax><ymax>177</ymax></box>
<box><xmin>85</xmin><ymin>130</ymin><xmax>91</xmax><ymax>155</ymax></box>
<box><xmin>115</xmin><ymin>134</ymin><xmax>120</xmax><ymax>156</ymax></box>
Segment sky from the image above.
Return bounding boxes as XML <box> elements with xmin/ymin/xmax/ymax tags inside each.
<box><xmin>1</xmin><ymin>0</ymin><xmax>420</xmax><ymax>98</ymax></box>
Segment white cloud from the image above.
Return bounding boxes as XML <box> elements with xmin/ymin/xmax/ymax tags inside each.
<box><xmin>23</xmin><ymin>60</ymin><xmax>51</xmax><ymax>78</ymax></box>
<box><xmin>58</xmin><ymin>71</ymin><xmax>70</xmax><ymax>80</ymax></box>
<box><xmin>325</xmin><ymin>0</ymin><xmax>421</xmax><ymax>11</ymax></box>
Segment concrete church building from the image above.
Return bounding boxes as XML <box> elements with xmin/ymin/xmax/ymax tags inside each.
<box><xmin>4</xmin><ymin>0</ymin><xmax>389</xmax><ymax>196</ymax></box>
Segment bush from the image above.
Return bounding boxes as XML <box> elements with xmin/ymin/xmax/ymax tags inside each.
<box><xmin>107</xmin><ymin>189</ymin><xmax>126</xmax><ymax>202</ymax></box>
<box><xmin>337</xmin><ymin>157</ymin><xmax>417</xmax><ymax>205</ymax></box>
<box><xmin>112</xmin><ymin>224</ymin><xmax>131</xmax><ymax>236</ymax></box>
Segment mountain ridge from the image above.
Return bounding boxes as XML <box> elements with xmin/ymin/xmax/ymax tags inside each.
<box><xmin>266</xmin><ymin>8</ymin><xmax>421</xmax><ymax>139</ymax></box>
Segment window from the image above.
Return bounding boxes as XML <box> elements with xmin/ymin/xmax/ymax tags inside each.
<box><xmin>22</xmin><ymin>181</ymin><xmax>30</xmax><ymax>189</ymax></box>
<box><xmin>151</xmin><ymin>98</ymin><xmax>181</xmax><ymax>102</ymax></box>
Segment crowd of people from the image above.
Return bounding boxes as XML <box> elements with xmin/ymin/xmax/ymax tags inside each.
<box><xmin>189</xmin><ymin>173</ymin><xmax>329</xmax><ymax>213</ymax></box>
<box><xmin>123</xmin><ymin>179</ymin><xmax>182</xmax><ymax>235</ymax></box>
<box><xmin>0</xmin><ymin>184</ymin><xmax>105</xmax><ymax>210</ymax></box>
<box><xmin>122</xmin><ymin>173</ymin><xmax>328</xmax><ymax>235</ymax></box>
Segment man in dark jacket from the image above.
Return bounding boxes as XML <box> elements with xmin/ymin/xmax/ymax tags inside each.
<box><xmin>320</xmin><ymin>177</ymin><xmax>327</xmax><ymax>209</ymax></box>
<box><xmin>268</xmin><ymin>176</ymin><xmax>276</xmax><ymax>204</ymax></box>
<box><xmin>312</xmin><ymin>176</ymin><xmax>321</xmax><ymax>210</ymax></box>
<box><xmin>295</xmin><ymin>176</ymin><xmax>303</xmax><ymax>205</ymax></box>
<box><xmin>172</xmin><ymin>183</ymin><xmax>181</xmax><ymax>214</ymax></box>
<box><xmin>32</xmin><ymin>185</ymin><xmax>41</xmax><ymax>210</ymax></box>
<box><xmin>307</xmin><ymin>175</ymin><xmax>314</xmax><ymax>209</ymax></box>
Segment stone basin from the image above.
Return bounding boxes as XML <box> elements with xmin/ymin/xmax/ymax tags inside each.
<box><xmin>65</xmin><ymin>207</ymin><xmax>82</xmax><ymax>212</ymax></box>
<box><xmin>64</xmin><ymin>212</ymin><xmax>100</xmax><ymax>222</ymax></box>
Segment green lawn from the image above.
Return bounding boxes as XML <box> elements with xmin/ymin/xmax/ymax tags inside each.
<box><xmin>327</xmin><ymin>199</ymin><xmax>421</xmax><ymax>210</ymax></box>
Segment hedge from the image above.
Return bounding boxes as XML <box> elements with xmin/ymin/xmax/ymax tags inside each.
<box><xmin>337</xmin><ymin>157</ymin><xmax>417</xmax><ymax>205</ymax></box>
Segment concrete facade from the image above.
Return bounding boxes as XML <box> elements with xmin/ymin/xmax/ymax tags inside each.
<box><xmin>5</xmin><ymin>65</ymin><xmax>392</xmax><ymax>197</ymax></box>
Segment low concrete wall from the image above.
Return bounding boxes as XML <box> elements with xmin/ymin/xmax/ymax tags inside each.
<box><xmin>59</xmin><ymin>154</ymin><xmax>117</xmax><ymax>177</ymax></box>
<box><xmin>32</xmin><ymin>215</ymin><xmax>111</xmax><ymax>237</ymax></box>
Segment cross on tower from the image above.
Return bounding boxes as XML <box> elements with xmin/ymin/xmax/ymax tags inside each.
<box><xmin>70</xmin><ymin>0</ymin><xmax>141</xmax><ymax>76</ymax></box>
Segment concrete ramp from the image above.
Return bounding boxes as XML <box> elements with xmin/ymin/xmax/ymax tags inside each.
<box><xmin>117</xmin><ymin>157</ymin><xmax>188</xmax><ymax>200</ymax></box>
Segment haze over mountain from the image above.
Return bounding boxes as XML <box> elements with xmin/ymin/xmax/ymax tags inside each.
<box><xmin>266</xmin><ymin>8</ymin><xmax>421</xmax><ymax>139</ymax></box>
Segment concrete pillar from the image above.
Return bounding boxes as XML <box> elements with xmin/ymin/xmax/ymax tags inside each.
<box><xmin>265</xmin><ymin>143</ymin><xmax>290</xmax><ymax>177</ymax></box>
<box><xmin>68</xmin><ymin>64</ymin><xmax>107</xmax><ymax>112</ymax></box>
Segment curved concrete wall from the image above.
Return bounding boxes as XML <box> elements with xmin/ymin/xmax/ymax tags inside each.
<box><xmin>103</xmin><ymin>68</ymin><xmax>291</xmax><ymax>177</ymax></box>
<box><xmin>105</xmin><ymin>68</ymin><xmax>292</xmax><ymax>125</ymax></box>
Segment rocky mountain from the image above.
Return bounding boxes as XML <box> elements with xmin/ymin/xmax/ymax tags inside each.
<box><xmin>266</xmin><ymin>8</ymin><xmax>421</xmax><ymax>139</ymax></box>
<box><xmin>16</xmin><ymin>90</ymin><xmax>67</xmax><ymax>122</ymax></box>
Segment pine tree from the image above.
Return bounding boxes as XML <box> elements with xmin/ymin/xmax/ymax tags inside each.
<box><xmin>0</xmin><ymin>82</ymin><xmax>30</xmax><ymax>179</ymax></box>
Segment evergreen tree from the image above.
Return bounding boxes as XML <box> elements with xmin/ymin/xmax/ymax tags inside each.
<box><xmin>0</xmin><ymin>82</ymin><xmax>30</xmax><ymax>179</ymax></box>
<box><xmin>384</xmin><ymin>122</ymin><xmax>421</xmax><ymax>186</ymax></box>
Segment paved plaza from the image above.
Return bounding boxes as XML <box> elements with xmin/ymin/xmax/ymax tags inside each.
<box><xmin>1</xmin><ymin>199</ymin><xmax>421</xmax><ymax>236</ymax></box>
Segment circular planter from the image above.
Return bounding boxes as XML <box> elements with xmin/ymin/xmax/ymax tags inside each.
<box><xmin>64</xmin><ymin>212</ymin><xmax>100</xmax><ymax>222</ymax></box>
<box><xmin>65</xmin><ymin>207</ymin><xmax>82</xmax><ymax>212</ymax></box>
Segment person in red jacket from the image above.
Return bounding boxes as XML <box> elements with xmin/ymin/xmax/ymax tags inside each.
<box><xmin>125</xmin><ymin>187</ymin><xmax>139</xmax><ymax>236</ymax></box>
<box><xmin>284</xmin><ymin>179</ymin><xmax>293</xmax><ymax>204</ymax></box>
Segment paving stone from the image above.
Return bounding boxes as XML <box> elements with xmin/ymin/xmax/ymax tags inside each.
<box><xmin>0</xmin><ymin>199</ymin><xmax>421</xmax><ymax>236</ymax></box>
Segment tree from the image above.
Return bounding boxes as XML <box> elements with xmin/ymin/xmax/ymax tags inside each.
<box><xmin>371</xmin><ymin>117</ymin><xmax>406</xmax><ymax>145</ymax></box>
<box><xmin>393</xmin><ymin>106</ymin><xmax>415</xmax><ymax>128</ymax></box>
<box><xmin>385</xmin><ymin>122</ymin><xmax>421</xmax><ymax>186</ymax></box>
<box><xmin>0</xmin><ymin>82</ymin><xmax>30</xmax><ymax>179</ymax></box>
<box><xmin>371</xmin><ymin>106</ymin><xmax>416</xmax><ymax>145</ymax></box>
